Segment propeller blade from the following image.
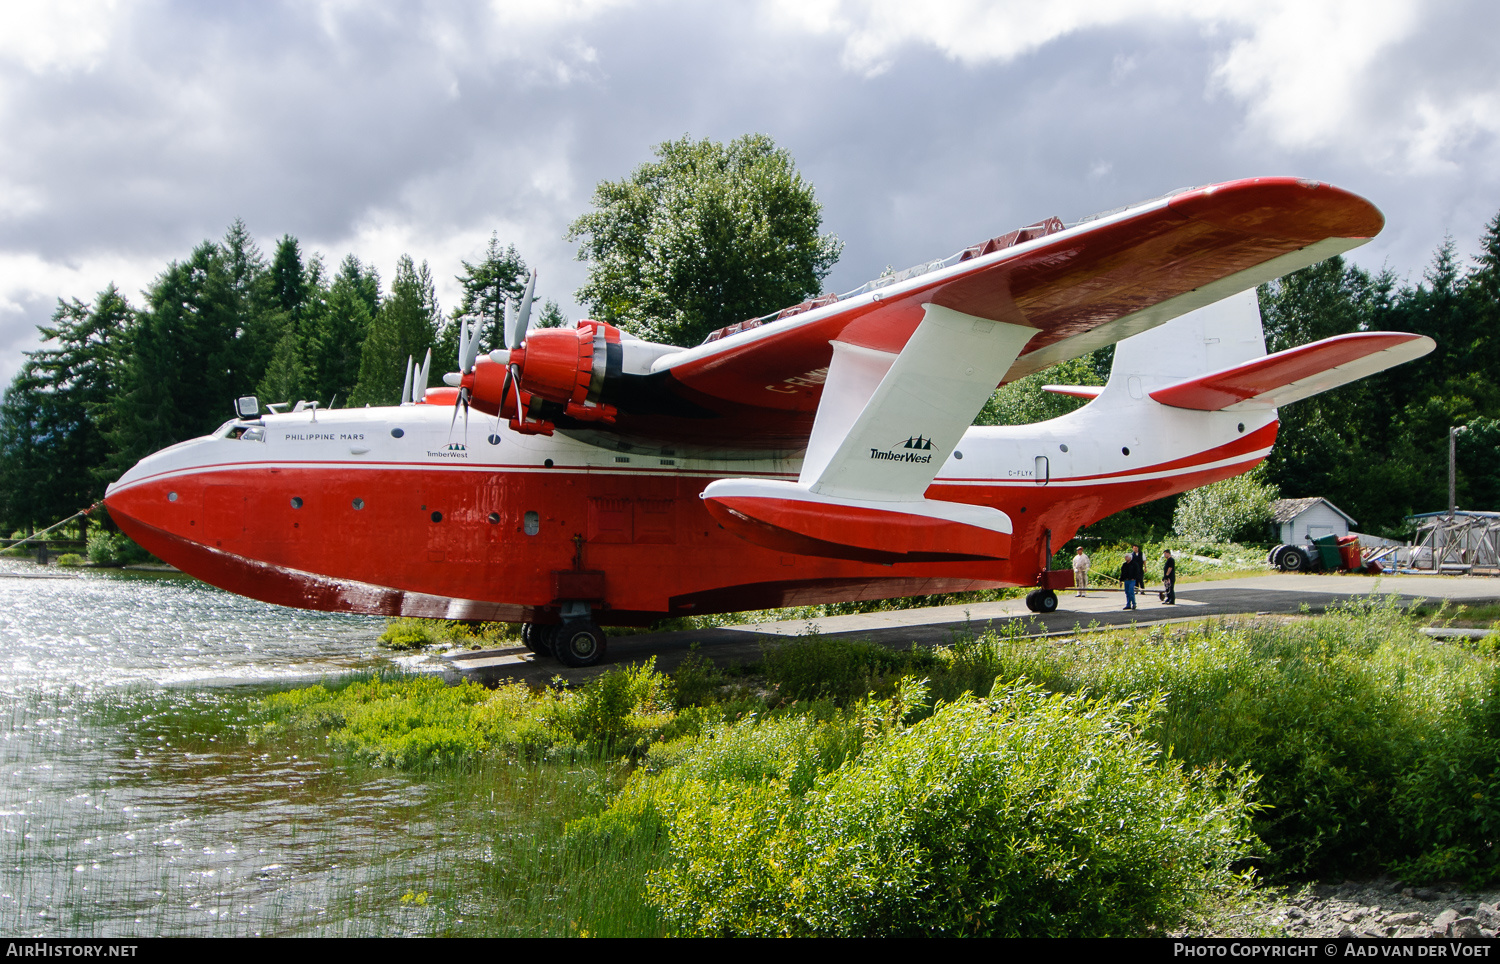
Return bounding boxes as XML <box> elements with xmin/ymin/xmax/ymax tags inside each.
<box><xmin>416</xmin><ymin>349</ymin><xmax>431</xmax><ymax>402</ymax></box>
<box><xmin>401</xmin><ymin>356</ymin><xmax>414</xmax><ymax>406</ymax></box>
<box><xmin>503</xmin><ymin>300</ymin><xmax>519</xmax><ymax>351</ymax></box>
<box><xmin>516</xmin><ymin>269</ymin><xmax>537</xmax><ymax>343</ymax></box>
<box><xmin>461</xmin><ymin>316</ymin><xmax>480</xmax><ymax>373</ymax></box>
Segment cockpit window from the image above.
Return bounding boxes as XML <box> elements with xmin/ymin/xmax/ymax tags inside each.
<box><xmin>215</xmin><ymin>420</ymin><xmax>265</xmax><ymax>441</ymax></box>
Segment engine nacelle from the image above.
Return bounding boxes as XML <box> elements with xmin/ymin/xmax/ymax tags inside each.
<box><xmin>464</xmin><ymin>320</ymin><xmax>622</xmax><ymax>434</ymax></box>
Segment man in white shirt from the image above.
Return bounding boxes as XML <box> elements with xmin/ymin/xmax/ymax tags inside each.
<box><xmin>1072</xmin><ymin>548</ymin><xmax>1090</xmax><ymax>597</ymax></box>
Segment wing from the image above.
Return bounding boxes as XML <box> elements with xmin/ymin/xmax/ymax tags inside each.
<box><xmin>525</xmin><ymin>177</ymin><xmax>1383</xmax><ymax>456</ymax></box>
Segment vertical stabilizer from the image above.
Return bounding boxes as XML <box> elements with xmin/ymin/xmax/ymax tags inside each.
<box><xmin>1105</xmin><ymin>288</ymin><xmax>1267</xmax><ymax>395</ymax></box>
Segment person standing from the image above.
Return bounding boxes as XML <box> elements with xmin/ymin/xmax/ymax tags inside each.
<box><xmin>1161</xmin><ymin>548</ymin><xmax>1176</xmax><ymax>605</ymax></box>
<box><xmin>1072</xmin><ymin>547</ymin><xmax>1091</xmax><ymax>597</ymax></box>
<box><xmin>1121</xmin><ymin>544</ymin><xmax>1145</xmax><ymax>610</ymax></box>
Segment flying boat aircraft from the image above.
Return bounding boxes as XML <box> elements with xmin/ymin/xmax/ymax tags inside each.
<box><xmin>102</xmin><ymin>177</ymin><xmax>1433</xmax><ymax>666</ymax></box>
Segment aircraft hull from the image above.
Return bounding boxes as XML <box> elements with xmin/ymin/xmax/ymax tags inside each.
<box><xmin>103</xmin><ymin>420</ymin><xmax>1273</xmax><ymax>623</ymax></box>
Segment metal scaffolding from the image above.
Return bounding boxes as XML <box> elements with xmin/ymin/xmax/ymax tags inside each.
<box><xmin>1399</xmin><ymin>510</ymin><xmax>1500</xmax><ymax>575</ymax></box>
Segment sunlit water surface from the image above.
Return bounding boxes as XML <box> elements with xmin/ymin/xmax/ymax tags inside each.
<box><xmin>0</xmin><ymin>558</ymin><xmax>467</xmax><ymax>936</ymax></box>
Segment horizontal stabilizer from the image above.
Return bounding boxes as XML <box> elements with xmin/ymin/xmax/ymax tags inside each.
<box><xmin>1149</xmin><ymin>332</ymin><xmax>1434</xmax><ymax>412</ymax></box>
<box><xmin>702</xmin><ymin>478</ymin><xmax>1012</xmax><ymax>564</ymax></box>
<box><xmin>1042</xmin><ymin>384</ymin><xmax>1103</xmax><ymax>400</ymax></box>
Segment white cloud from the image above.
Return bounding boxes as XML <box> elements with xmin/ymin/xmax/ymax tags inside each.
<box><xmin>1207</xmin><ymin>0</ymin><xmax>1422</xmax><ymax>157</ymax></box>
<box><xmin>0</xmin><ymin>0</ymin><xmax>123</xmax><ymax>74</ymax></box>
<box><xmin>0</xmin><ymin>248</ymin><xmax>166</xmax><ymax>385</ymax></box>
<box><xmin>766</xmin><ymin>0</ymin><xmax>1500</xmax><ymax>173</ymax></box>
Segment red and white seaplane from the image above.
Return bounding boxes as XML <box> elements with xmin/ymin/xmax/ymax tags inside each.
<box><xmin>103</xmin><ymin>178</ymin><xmax>1432</xmax><ymax>665</ymax></box>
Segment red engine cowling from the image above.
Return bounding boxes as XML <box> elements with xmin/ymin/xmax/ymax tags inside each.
<box><xmin>464</xmin><ymin>320</ymin><xmax>621</xmax><ymax>435</ymax></box>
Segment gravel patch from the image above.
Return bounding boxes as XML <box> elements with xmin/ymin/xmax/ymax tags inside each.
<box><xmin>1217</xmin><ymin>878</ymin><xmax>1500</xmax><ymax>938</ymax></box>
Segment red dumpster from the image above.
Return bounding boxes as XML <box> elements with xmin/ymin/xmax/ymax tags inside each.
<box><xmin>1337</xmin><ymin>535</ymin><xmax>1362</xmax><ymax>571</ymax></box>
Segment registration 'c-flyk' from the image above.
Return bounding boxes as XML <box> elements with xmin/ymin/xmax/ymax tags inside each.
<box><xmin>104</xmin><ymin>178</ymin><xmax>1433</xmax><ymax>665</ymax></box>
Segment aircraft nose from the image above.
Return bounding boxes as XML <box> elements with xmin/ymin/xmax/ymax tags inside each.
<box><xmin>101</xmin><ymin>435</ymin><xmax>224</xmax><ymax>552</ymax></box>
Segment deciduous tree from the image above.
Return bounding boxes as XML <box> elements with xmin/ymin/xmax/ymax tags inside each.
<box><xmin>568</xmin><ymin>134</ymin><xmax>842</xmax><ymax>347</ymax></box>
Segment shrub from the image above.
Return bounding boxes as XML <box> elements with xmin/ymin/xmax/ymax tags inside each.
<box><xmin>86</xmin><ymin>530</ymin><xmax>151</xmax><ymax>566</ymax></box>
<box><xmin>970</xmin><ymin>597</ymin><xmax>1500</xmax><ymax>883</ymax></box>
<box><xmin>377</xmin><ymin>617</ymin><xmax>518</xmax><ymax>651</ymax></box>
<box><xmin>760</xmin><ymin>633</ymin><xmax>940</xmax><ymax>705</ymax></box>
<box><xmin>55</xmin><ymin>553</ymin><xmax>85</xmax><ymax>566</ymax></box>
<box><xmin>552</xmin><ymin>659</ymin><xmax>675</xmax><ymax>754</ymax></box>
<box><xmin>260</xmin><ymin>662</ymin><xmax>681</xmax><ymax>768</ymax></box>
<box><xmin>666</xmin><ymin>647</ymin><xmax>724</xmax><ymax>709</ymax></box>
<box><xmin>567</xmin><ymin>706</ymin><xmax>865</xmax><ymax>851</ymax></box>
<box><xmin>645</xmin><ymin>683</ymin><xmax>1258</xmax><ymax>937</ymax></box>
<box><xmin>380</xmin><ymin>621</ymin><xmax>435</xmax><ymax>651</ymax></box>
<box><xmin>1173</xmin><ymin>468</ymin><xmax>1278</xmax><ymax>543</ymax></box>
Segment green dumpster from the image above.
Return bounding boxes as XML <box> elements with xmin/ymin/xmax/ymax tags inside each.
<box><xmin>1313</xmin><ymin>534</ymin><xmax>1342</xmax><ymax>570</ymax></box>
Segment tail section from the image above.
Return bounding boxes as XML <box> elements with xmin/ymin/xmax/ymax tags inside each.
<box><xmin>1102</xmin><ymin>289</ymin><xmax>1267</xmax><ymax>401</ymax></box>
<box><xmin>1084</xmin><ymin>288</ymin><xmax>1431</xmax><ymax>411</ymax></box>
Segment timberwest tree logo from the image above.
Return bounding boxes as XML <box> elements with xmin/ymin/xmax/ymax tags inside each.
<box><xmin>870</xmin><ymin>435</ymin><xmax>936</xmax><ymax>463</ymax></box>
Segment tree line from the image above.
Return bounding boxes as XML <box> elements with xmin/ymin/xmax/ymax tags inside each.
<box><xmin>0</xmin><ymin>134</ymin><xmax>840</xmax><ymax>535</ymax></box>
<box><xmin>3</xmin><ymin>134</ymin><xmax>1498</xmax><ymax>543</ymax></box>
<box><xmin>0</xmin><ymin>224</ymin><xmax>564</xmax><ymax>531</ymax></box>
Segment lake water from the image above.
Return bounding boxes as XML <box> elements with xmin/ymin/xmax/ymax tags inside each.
<box><xmin>0</xmin><ymin>558</ymin><xmax>464</xmax><ymax>937</ymax></box>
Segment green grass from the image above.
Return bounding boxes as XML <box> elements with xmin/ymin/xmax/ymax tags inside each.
<box><xmin>25</xmin><ymin>595</ymin><xmax>1498</xmax><ymax>937</ymax></box>
<box><xmin>1405</xmin><ymin>600</ymin><xmax>1500</xmax><ymax>631</ymax></box>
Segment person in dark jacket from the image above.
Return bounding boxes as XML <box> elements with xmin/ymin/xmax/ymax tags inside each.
<box><xmin>1161</xmin><ymin>548</ymin><xmax>1176</xmax><ymax>605</ymax></box>
<box><xmin>1121</xmin><ymin>545</ymin><xmax>1146</xmax><ymax>610</ymax></box>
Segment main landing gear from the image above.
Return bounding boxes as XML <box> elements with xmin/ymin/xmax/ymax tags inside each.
<box><xmin>1024</xmin><ymin>588</ymin><xmax>1059</xmax><ymax>614</ymax></box>
<box><xmin>523</xmin><ymin>602</ymin><xmax>609</xmax><ymax>668</ymax></box>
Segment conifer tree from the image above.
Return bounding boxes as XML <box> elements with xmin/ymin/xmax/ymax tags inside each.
<box><xmin>351</xmin><ymin>255</ymin><xmax>441</xmax><ymax>406</ymax></box>
<box><xmin>257</xmin><ymin>248</ymin><xmax>326</xmax><ymax>406</ymax></box>
<box><xmin>101</xmin><ymin>241</ymin><xmax>244</xmax><ymax>476</ymax></box>
<box><xmin>305</xmin><ymin>255</ymin><xmax>378</xmax><ymax>407</ymax></box>
<box><xmin>448</xmin><ymin>234</ymin><xmax>527</xmax><ymax>366</ymax></box>
<box><xmin>1</xmin><ymin>286</ymin><xmax>133</xmax><ymax>525</ymax></box>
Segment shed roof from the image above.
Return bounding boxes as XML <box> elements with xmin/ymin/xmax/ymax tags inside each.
<box><xmin>1271</xmin><ymin>497</ymin><xmax>1357</xmax><ymax>527</ymax></box>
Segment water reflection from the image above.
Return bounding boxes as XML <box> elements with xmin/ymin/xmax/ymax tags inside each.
<box><xmin>0</xmin><ymin>557</ymin><xmax>392</xmax><ymax>692</ymax></box>
<box><xmin>0</xmin><ymin>559</ymin><xmax>461</xmax><ymax>936</ymax></box>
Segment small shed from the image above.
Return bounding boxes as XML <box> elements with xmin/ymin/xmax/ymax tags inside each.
<box><xmin>1271</xmin><ymin>497</ymin><xmax>1357</xmax><ymax>545</ymax></box>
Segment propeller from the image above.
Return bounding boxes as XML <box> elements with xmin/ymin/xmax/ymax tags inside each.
<box><xmin>401</xmin><ymin>355</ymin><xmax>414</xmax><ymax>406</ymax></box>
<box><xmin>444</xmin><ymin>317</ymin><xmax>478</xmax><ymax>437</ymax></box>
<box><xmin>439</xmin><ymin>270</ymin><xmax>539</xmax><ymax>432</ymax></box>
<box><xmin>494</xmin><ymin>270</ymin><xmax>538</xmax><ymax>428</ymax></box>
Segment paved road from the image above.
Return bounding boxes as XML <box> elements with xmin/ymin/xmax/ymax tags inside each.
<box><xmin>444</xmin><ymin>572</ymin><xmax>1500</xmax><ymax>687</ymax></box>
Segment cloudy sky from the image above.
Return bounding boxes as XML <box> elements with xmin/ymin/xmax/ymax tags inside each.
<box><xmin>3</xmin><ymin>0</ymin><xmax>1498</xmax><ymax>387</ymax></box>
